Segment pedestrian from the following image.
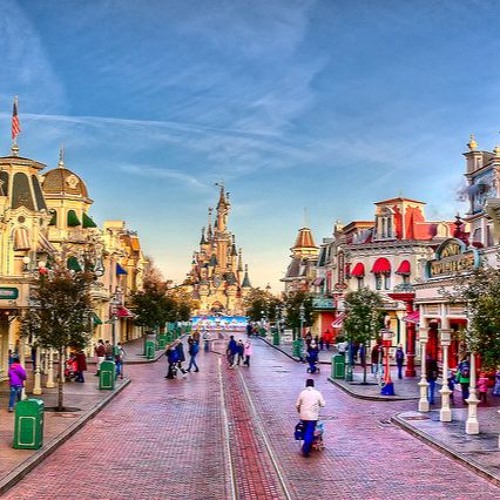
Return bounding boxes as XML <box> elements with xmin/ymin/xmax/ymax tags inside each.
<box><xmin>114</xmin><ymin>342</ymin><xmax>126</xmax><ymax>379</ymax></box>
<box><xmin>477</xmin><ymin>371</ymin><xmax>489</xmax><ymax>405</ymax></box>
<box><xmin>493</xmin><ymin>368</ymin><xmax>500</xmax><ymax>397</ymax></box>
<box><xmin>457</xmin><ymin>358</ymin><xmax>471</xmax><ymax>402</ymax></box>
<box><xmin>359</xmin><ymin>343</ymin><xmax>366</xmax><ymax>368</ymax></box>
<box><xmin>226</xmin><ymin>335</ymin><xmax>238</xmax><ymax>367</ymax></box>
<box><xmin>246</xmin><ymin>322</ymin><xmax>253</xmax><ymax>337</ymax></box>
<box><xmin>94</xmin><ymin>339</ymin><xmax>105</xmax><ymax>376</ymax></box>
<box><xmin>295</xmin><ymin>378</ymin><xmax>326</xmax><ymax>457</ymax></box>
<box><xmin>323</xmin><ymin>329</ymin><xmax>332</xmax><ymax>350</ymax></box>
<box><xmin>202</xmin><ymin>329</ymin><xmax>212</xmax><ymax>352</ymax></box>
<box><xmin>371</xmin><ymin>343</ymin><xmax>383</xmax><ymax>376</ymax></box>
<box><xmin>175</xmin><ymin>340</ymin><xmax>187</xmax><ymax>376</ymax></box>
<box><xmin>426</xmin><ymin>354</ymin><xmax>439</xmax><ymax>405</ymax></box>
<box><xmin>395</xmin><ymin>344</ymin><xmax>405</xmax><ymax>379</ymax></box>
<box><xmin>306</xmin><ymin>340</ymin><xmax>319</xmax><ymax>374</ymax></box>
<box><xmin>186</xmin><ymin>336</ymin><xmax>200</xmax><ymax>372</ymax></box>
<box><xmin>236</xmin><ymin>339</ymin><xmax>245</xmax><ymax>365</ymax></box>
<box><xmin>104</xmin><ymin>340</ymin><xmax>113</xmax><ymax>360</ymax></box>
<box><xmin>165</xmin><ymin>341</ymin><xmax>180</xmax><ymax>379</ymax></box>
<box><xmin>8</xmin><ymin>356</ymin><xmax>26</xmax><ymax>412</ymax></box>
<box><xmin>319</xmin><ymin>335</ymin><xmax>324</xmax><ymax>351</ymax></box>
<box><xmin>74</xmin><ymin>348</ymin><xmax>87</xmax><ymax>383</ymax></box>
<box><xmin>243</xmin><ymin>339</ymin><xmax>252</xmax><ymax>366</ymax></box>
<box><xmin>447</xmin><ymin>370</ymin><xmax>455</xmax><ymax>405</ymax></box>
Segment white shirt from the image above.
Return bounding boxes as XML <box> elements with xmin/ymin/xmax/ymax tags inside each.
<box><xmin>296</xmin><ymin>387</ymin><xmax>326</xmax><ymax>421</ymax></box>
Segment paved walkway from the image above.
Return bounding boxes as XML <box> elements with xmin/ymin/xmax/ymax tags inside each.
<box><xmin>0</xmin><ymin>334</ymin><xmax>497</xmax><ymax>497</ymax></box>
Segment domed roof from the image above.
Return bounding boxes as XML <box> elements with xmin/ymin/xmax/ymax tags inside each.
<box><xmin>42</xmin><ymin>167</ymin><xmax>89</xmax><ymax>198</ymax></box>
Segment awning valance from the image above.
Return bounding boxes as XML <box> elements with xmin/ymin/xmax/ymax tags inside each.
<box><xmin>350</xmin><ymin>263</ymin><xmax>365</xmax><ymax>277</ymax></box>
<box><xmin>67</xmin><ymin>256</ymin><xmax>82</xmax><ymax>272</ymax></box>
<box><xmin>116</xmin><ymin>263</ymin><xmax>128</xmax><ymax>276</ymax></box>
<box><xmin>371</xmin><ymin>257</ymin><xmax>391</xmax><ymax>274</ymax></box>
<box><xmin>93</xmin><ymin>312</ymin><xmax>103</xmax><ymax>326</ymax></box>
<box><xmin>312</xmin><ymin>277</ymin><xmax>324</xmax><ymax>286</ymax></box>
<box><xmin>116</xmin><ymin>306</ymin><xmax>134</xmax><ymax>318</ymax></box>
<box><xmin>403</xmin><ymin>310</ymin><xmax>420</xmax><ymax>324</ymax></box>
<box><xmin>332</xmin><ymin>312</ymin><xmax>345</xmax><ymax>329</ymax></box>
<box><xmin>396</xmin><ymin>260</ymin><xmax>411</xmax><ymax>276</ymax></box>
<box><xmin>14</xmin><ymin>228</ymin><xmax>30</xmax><ymax>251</ymax></box>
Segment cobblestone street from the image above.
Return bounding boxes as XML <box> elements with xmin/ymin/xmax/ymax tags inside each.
<box><xmin>4</xmin><ymin>336</ymin><xmax>499</xmax><ymax>499</ymax></box>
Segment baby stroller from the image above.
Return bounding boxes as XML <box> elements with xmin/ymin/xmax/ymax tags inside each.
<box><xmin>294</xmin><ymin>420</ymin><xmax>325</xmax><ymax>451</ymax></box>
<box><xmin>306</xmin><ymin>350</ymin><xmax>320</xmax><ymax>374</ymax></box>
<box><xmin>64</xmin><ymin>356</ymin><xmax>77</xmax><ymax>382</ymax></box>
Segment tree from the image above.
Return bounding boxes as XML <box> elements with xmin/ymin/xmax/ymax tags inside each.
<box><xmin>21</xmin><ymin>265</ymin><xmax>95</xmax><ymax>411</ymax></box>
<box><xmin>342</xmin><ymin>288</ymin><xmax>385</xmax><ymax>383</ymax></box>
<box><xmin>283</xmin><ymin>291</ymin><xmax>313</xmax><ymax>337</ymax></box>
<box><xmin>243</xmin><ymin>287</ymin><xmax>279</xmax><ymax>323</ymax></box>
<box><xmin>443</xmin><ymin>262</ymin><xmax>500</xmax><ymax>370</ymax></box>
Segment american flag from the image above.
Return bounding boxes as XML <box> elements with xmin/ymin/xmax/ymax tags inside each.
<box><xmin>11</xmin><ymin>97</ymin><xmax>21</xmax><ymax>140</ymax></box>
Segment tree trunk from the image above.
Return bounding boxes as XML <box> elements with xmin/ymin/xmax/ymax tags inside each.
<box><xmin>58</xmin><ymin>347</ymin><xmax>65</xmax><ymax>411</ymax></box>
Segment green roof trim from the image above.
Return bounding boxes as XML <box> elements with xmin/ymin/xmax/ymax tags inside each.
<box><xmin>82</xmin><ymin>212</ymin><xmax>97</xmax><ymax>228</ymax></box>
<box><xmin>93</xmin><ymin>312</ymin><xmax>103</xmax><ymax>326</ymax></box>
<box><xmin>67</xmin><ymin>210</ymin><xmax>81</xmax><ymax>227</ymax></box>
<box><xmin>67</xmin><ymin>256</ymin><xmax>82</xmax><ymax>272</ymax></box>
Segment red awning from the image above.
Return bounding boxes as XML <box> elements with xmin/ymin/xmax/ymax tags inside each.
<box><xmin>396</xmin><ymin>260</ymin><xmax>411</xmax><ymax>275</ymax></box>
<box><xmin>116</xmin><ymin>306</ymin><xmax>135</xmax><ymax>318</ymax></box>
<box><xmin>350</xmin><ymin>263</ymin><xmax>365</xmax><ymax>277</ymax></box>
<box><xmin>332</xmin><ymin>312</ymin><xmax>345</xmax><ymax>329</ymax></box>
<box><xmin>403</xmin><ymin>310</ymin><xmax>419</xmax><ymax>324</ymax></box>
<box><xmin>371</xmin><ymin>257</ymin><xmax>391</xmax><ymax>274</ymax></box>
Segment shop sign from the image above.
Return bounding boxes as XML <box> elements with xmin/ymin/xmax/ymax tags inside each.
<box><xmin>0</xmin><ymin>287</ymin><xmax>19</xmax><ymax>299</ymax></box>
<box><xmin>425</xmin><ymin>238</ymin><xmax>479</xmax><ymax>279</ymax></box>
<box><xmin>335</xmin><ymin>251</ymin><xmax>347</xmax><ymax>290</ymax></box>
<box><xmin>312</xmin><ymin>297</ymin><xmax>335</xmax><ymax>310</ymax></box>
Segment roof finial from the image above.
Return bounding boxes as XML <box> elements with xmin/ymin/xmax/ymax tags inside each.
<box><xmin>58</xmin><ymin>144</ymin><xmax>65</xmax><ymax>168</ymax></box>
<box><xmin>467</xmin><ymin>134</ymin><xmax>478</xmax><ymax>151</ymax></box>
<box><xmin>494</xmin><ymin>145</ymin><xmax>500</xmax><ymax>158</ymax></box>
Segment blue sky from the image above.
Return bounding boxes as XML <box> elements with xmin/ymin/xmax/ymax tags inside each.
<box><xmin>1</xmin><ymin>0</ymin><xmax>500</xmax><ymax>290</ymax></box>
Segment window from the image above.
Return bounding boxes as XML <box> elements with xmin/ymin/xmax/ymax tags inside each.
<box><xmin>357</xmin><ymin>277</ymin><xmax>364</xmax><ymax>290</ymax></box>
<box><xmin>375</xmin><ymin>275</ymin><xmax>382</xmax><ymax>290</ymax></box>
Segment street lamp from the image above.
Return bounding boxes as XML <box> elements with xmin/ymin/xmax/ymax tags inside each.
<box><xmin>110</xmin><ymin>288</ymin><xmax>123</xmax><ymax>347</ymax></box>
<box><xmin>380</xmin><ymin>328</ymin><xmax>395</xmax><ymax>396</ymax></box>
<box><xmin>439</xmin><ymin>328</ymin><xmax>452</xmax><ymax>422</ymax></box>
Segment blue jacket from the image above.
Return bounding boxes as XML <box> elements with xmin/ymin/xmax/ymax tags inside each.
<box><xmin>228</xmin><ymin>339</ymin><xmax>238</xmax><ymax>354</ymax></box>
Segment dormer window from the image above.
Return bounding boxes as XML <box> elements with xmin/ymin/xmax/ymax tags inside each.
<box><xmin>375</xmin><ymin>208</ymin><xmax>394</xmax><ymax>240</ymax></box>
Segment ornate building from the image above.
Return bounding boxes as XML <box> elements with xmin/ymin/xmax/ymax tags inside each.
<box><xmin>186</xmin><ymin>185</ymin><xmax>251</xmax><ymax>315</ymax></box>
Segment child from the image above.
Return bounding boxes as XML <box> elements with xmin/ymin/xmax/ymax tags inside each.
<box><xmin>477</xmin><ymin>371</ymin><xmax>489</xmax><ymax>405</ymax></box>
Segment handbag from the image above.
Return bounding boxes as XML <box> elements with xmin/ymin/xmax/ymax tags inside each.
<box><xmin>294</xmin><ymin>421</ymin><xmax>305</xmax><ymax>441</ymax></box>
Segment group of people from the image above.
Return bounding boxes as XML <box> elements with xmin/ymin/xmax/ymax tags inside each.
<box><xmin>164</xmin><ymin>335</ymin><xmax>200</xmax><ymax>379</ymax></box>
<box><xmin>226</xmin><ymin>335</ymin><xmax>252</xmax><ymax>368</ymax></box>
<box><xmin>94</xmin><ymin>339</ymin><xmax>126</xmax><ymax>379</ymax></box>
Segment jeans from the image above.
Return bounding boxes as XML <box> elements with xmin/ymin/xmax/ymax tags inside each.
<box><xmin>301</xmin><ymin>420</ymin><xmax>317</xmax><ymax>456</ymax></box>
<box><xmin>397</xmin><ymin>362</ymin><xmax>404</xmax><ymax>379</ymax></box>
<box><xmin>427</xmin><ymin>379</ymin><xmax>436</xmax><ymax>404</ymax></box>
<box><xmin>115</xmin><ymin>361</ymin><xmax>123</xmax><ymax>379</ymax></box>
<box><xmin>187</xmin><ymin>354</ymin><xmax>199</xmax><ymax>371</ymax></box>
<box><xmin>9</xmin><ymin>385</ymin><xmax>23</xmax><ymax>410</ymax></box>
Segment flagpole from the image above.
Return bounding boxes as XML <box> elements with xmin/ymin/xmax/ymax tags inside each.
<box><xmin>11</xmin><ymin>96</ymin><xmax>21</xmax><ymax>156</ymax></box>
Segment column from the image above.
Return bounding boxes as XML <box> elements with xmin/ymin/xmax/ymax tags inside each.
<box><xmin>439</xmin><ymin>328</ymin><xmax>452</xmax><ymax>422</ymax></box>
<box><xmin>19</xmin><ymin>336</ymin><xmax>27</xmax><ymax>400</ymax></box>
<box><xmin>466</xmin><ymin>352</ymin><xmax>480</xmax><ymax>434</ymax></box>
<box><xmin>418</xmin><ymin>326</ymin><xmax>429</xmax><ymax>412</ymax></box>
<box><xmin>45</xmin><ymin>348</ymin><xmax>55</xmax><ymax>388</ymax></box>
<box><xmin>405</xmin><ymin>309</ymin><xmax>417</xmax><ymax>377</ymax></box>
<box><xmin>32</xmin><ymin>345</ymin><xmax>42</xmax><ymax>395</ymax></box>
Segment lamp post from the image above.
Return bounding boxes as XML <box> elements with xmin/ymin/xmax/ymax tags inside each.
<box><xmin>273</xmin><ymin>305</ymin><xmax>281</xmax><ymax>346</ymax></box>
<box><xmin>465</xmin><ymin>352</ymin><xmax>480</xmax><ymax>434</ymax></box>
<box><xmin>380</xmin><ymin>328</ymin><xmax>395</xmax><ymax>396</ymax></box>
<box><xmin>418</xmin><ymin>327</ymin><xmax>429</xmax><ymax>412</ymax></box>
<box><xmin>110</xmin><ymin>288</ymin><xmax>123</xmax><ymax>347</ymax></box>
<box><xmin>439</xmin><ymin>328</ymin><xmax>452</xmax><ymax>422</ymax></box>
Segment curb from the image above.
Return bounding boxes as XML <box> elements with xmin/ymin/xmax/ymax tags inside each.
<box><xmin>391</xmin><ymin>412</ymin><xmax>500</xmax><ymax>487</ymax></box>
<box><xmin>327</xmin><ymin>377</ymin><xmax>417</xmax><ymax>401</ymax></box>
<box><xmin>0</xmin><ymin>378</ymin><xmax>131</xmax><ymax>495</ymax></box>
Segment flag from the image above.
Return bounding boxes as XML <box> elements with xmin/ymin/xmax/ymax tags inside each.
<box><xmin>11</xmin><ymin>97</ymin><xmax>21</xmax><ymax>140</ymax></box>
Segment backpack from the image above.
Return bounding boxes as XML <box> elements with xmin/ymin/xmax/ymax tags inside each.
<box><xmin>294</xmin><ymin>421</ymin><xmax>305</xmax><ymax>441</ymax></box>
<box><xmin>459</xmin><ymin>364</ymin><xmax>470</xmax><ymax>378</ymax></box>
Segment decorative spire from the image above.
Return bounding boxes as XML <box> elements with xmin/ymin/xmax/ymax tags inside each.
<box><xmin>494</xmin><ymin>145</ymin><xmax>500</xmax><ymax>158</ymax></box>
<box><xmin>467</xmin><ymin>134</ymin><xmax>478</xmax><ymax>151</ymax></box>
<box><xmin>58</xmin><ymin>144</ymin><xmax>65</xmax><ymax>168</ymax></box>
<box><xmin>242</xmin><ymin>264</ymin><xmax>251</xmax><ymax>288</ymax></box>
<box><xmin>200</xmin><ymin>227</ymin><xmax>207</xmax><ymax>245</ymax></box>
<box><xmin>237</xmin><ymin>248</ymin><xmax>243</xmax><ymax>272</ymax></box>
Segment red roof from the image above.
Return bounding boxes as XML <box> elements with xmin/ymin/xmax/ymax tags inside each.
<box><xmin>396</xmin><ymin>260</ymin><xmax>411</xmax><ymax>275</ymax></box>
<box><xmin>371</xmin><ymin>257</ymin><xmax>391</xmax><ymax>274</ymax></box>
<box><xmin>350</xmin><ymin>262</ymin><xmax>365</xmax><ymax>277</ymax></box>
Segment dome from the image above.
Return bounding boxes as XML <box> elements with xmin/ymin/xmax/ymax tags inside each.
<box><xmin>41</xmin><ymin>167</ymin><xmax>89</xmax><ymax>198</ymax></box>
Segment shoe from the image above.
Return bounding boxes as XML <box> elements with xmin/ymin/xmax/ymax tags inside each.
<box><xmin>186</xmin><ymin>369</ymin><xmax>191</xmax><ymax>372</ymax></box>
<box><xmin>8</xmin><ymin>408</ymin><xmax>13</xmax><ymax>413</ymax></box>
<box><xmin>194</xmin><ymin>369</ymin><xmax>199</xmax><ymax>372</ymax></box>
<box><xmin>302</xmin><ymin>453</ymin><xmax>310</xmax><ymax>458</ymax></box>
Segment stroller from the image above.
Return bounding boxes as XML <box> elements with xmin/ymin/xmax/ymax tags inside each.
<box><xmin>294</xmin><ymin>420</ymin><xmax>325</xmax><ymax>451</ymax></box>
<box><xmin>306</xmin><ymin>350</ymin><xmax>320</xmax><ymax>374</ymax></box>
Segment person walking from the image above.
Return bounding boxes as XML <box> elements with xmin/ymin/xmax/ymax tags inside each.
<box><xmin>226</xmin><ymin>335</ymin><xmax>238</xmax><ymax>368</ymax></box>
<box><xmin>114</xmin><ymin>342</ymin><xmax>126</xmax><ymax>379</ymax></box>
<box><xmin>306</xmin><ymin>340</ymin><xmax>319</xmax><ymax>374</ymax></box>
<box><xmin>359</xmin><ymin>343</ymin><xmax>366</xmax><ymax>368</ymax></box>
<box><xmin>477</xmin><ymin>371</ymin><xmax>489</xmax><ymax>405</ymax></box>
<box><xmin>74</xmin><ymin>348</ymin><xmax>87</xmax><ymax>383</ymax></box>
<box><xmin>426</xmin><ymin>354</ymin><xmax>439</xmax><ymax>405</ymax></box>
<box><xmin>236</xmin><ymin>339</ymin><xmax>245</xmax><ymax>366</ymax></box>
<box><xmin>165</xmin><ymin>341</ymin><xmax>180</xmax><ymax>379</ymax></box>
<box><xmin>186</xmin><ymin>336</ymin><xmax>200</xmax><ymax>372</ymax></box>
<box><xmin>395</xmin><ymin>344</ymin><xmax>405</xmax><ymax>379</ymax></box>
<box><xmin>94</xmin><ymin>339</ymin><xmax>105</xmax><ymax>376</ymax></box>
<box><xmin>493</xmin><ymin>368</ymin><xmax>500</xmax><ymax>397</ymax></box>
<box><xmin>175</xmin><ymin>340</ymin><xmax>187</xmax><ymax>376</ymax></box>
<box><xmin>104</xmin><ymin>340</ymin><xmax>113</xmax><ymax>360</ymax></box>
<box><xmin>8</xmin><ymin>356</ymin><xmax>27</xmax><ymax>412</ymax></box>
<box><xmin>457</xmin><ymin>358</ymin><xmax>471</xmax><ymax>403</ymax></box>
<box><xmin>295</xmin><ymin>379</ymin><xmax>326</xmax><ymax>457</ymax></box>
<box><xmin>243</xmin><ymin>339</ymin><xmax>252</xmax><ymax>366</ymax></box>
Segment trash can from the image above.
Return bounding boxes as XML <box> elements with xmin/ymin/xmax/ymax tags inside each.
<box><xmin>272</xmin><ymin>328</ymin><xmax>280</xmax><ymax>346</ymax></box>
<box><xmin>145</xmin><ymin>340</ymin><xmax>155</xmax><ymax>360</ymax></box>
<box><xmin>99</xmin><ymin>360</ymin><xmax>116</xmax><ymax>390</ymax></box>
<box><xmin>157</xmin><ymin>335</ymin><xmax>167</xmax><ymax>350</ymax></box>
<box><xmin>292</xmin><ymin>339</ymin><xmax>303</xmax><ymax>359</ymax></box>
<box><xmin>332</xmin><ymin>354</ymin><xmax>346</xmax><ymax>379</ymax></box>
<box><xmin>13</xmin><ymin>399</ymin><xmax>44</xmax><ymax>449</ymax></box>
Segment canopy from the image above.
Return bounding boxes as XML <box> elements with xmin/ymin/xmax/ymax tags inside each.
<box><xmin>350</xmin><ymin>263</ymin><xmax>365</xmax><ymax>277</ymax></box>
<box><xmin>396</xmin><ymin>260</ymin><xmax>411</xmax><ymax>275</ymax></box>
<box><xmin>403</xmin><ymin>310</ymin><xmax>420</xmax><ymax>324</ymax></box>
<box><xmin>371</xmin><ymin>257</ymin><xmax>391</xmax><ymax>274</ymax></box>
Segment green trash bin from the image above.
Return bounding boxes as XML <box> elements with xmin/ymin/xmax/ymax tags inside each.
<box><xmin>157</xmin><ymin>336</ymin><xmax>167</xmax><ymax>349</ymax></box>
<box><xmin>146</xmin><ymin>340</ymin><xmax>155</xmax><ymax>360</ymax></box>
<box><xmin>13</xmin><ymin>399</ymin><xmax>44</xmax><ymax>450</ymax></box>
<box><xmin>332</xmin><ymin>354</ymin><xmax>346</xmax><ymax>379</ymax></box>
<box><xmin>99</xmin><ymin>360</ymin><xmax>116</xmax><ymax>390</ymax></box>
<box><xmin>272</xmin><ymin>328</ymin><xmax>280</xmax><ymax>346</ymax></box>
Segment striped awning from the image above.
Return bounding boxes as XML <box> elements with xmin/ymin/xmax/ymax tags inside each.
<box><xmin>403</xmin><ymin>310</ymin><xmax>420</xmax><ymax>324</ymax></box>
<box><xmin>13</xmin><ymin>228</ymin><xmax>30</xmax><ymax>250</ymax></box>
<box><xmin>116</xmin><ymin>306</ymin><xmax>134</xmax><ymax>318</ymax></box>
<box><xmin>37</xmin><ymin>233</ymin><xmax>56</xmax><ymax>253</ymax></box>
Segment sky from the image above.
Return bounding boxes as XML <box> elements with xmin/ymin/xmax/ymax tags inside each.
<box><xmin>1</xmin><ymin>0</ymin><xmax>500</xmax><ymax>291</ymax></box>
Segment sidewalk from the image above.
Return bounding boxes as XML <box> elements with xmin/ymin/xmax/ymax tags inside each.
<box><xmin>262</xmin><ymin>336</ymin><xmax>500</xmax><ymax>487</ymax></box>
<box><xmin>0</xmin><ymin>336</ymin><xmax>154</xmax><ymax>495</ymax></box>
